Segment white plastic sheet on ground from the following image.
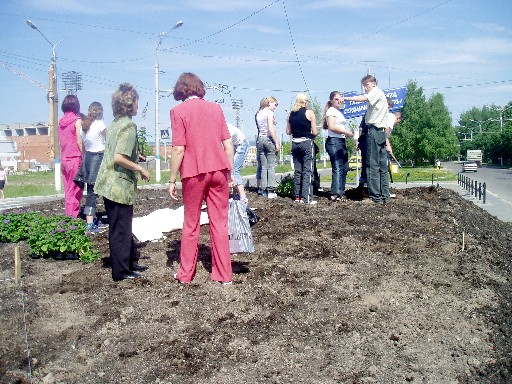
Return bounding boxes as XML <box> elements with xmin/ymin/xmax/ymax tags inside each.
<box><xmin>132</xmin><ymin>206</ymin><xmax>209</xmax><ymax>242</ymax></box>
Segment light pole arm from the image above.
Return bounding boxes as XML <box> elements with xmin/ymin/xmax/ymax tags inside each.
<box><xmin>51</xmin><ymin>37</ymin><xmax>68</xmax><ymax>62</ymax></box>
<box><xmin>150</xmin><ymin>20</ymin><xmax>183</xmax><ymax>183</ymax></box>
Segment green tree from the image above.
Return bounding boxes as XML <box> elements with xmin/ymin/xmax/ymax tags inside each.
<box><xmin>391</xmin><ymin>81</ymin><xmax>429</xmax><ymax>164</ymax></box>
<box><xmin>281</xmin><ymin>141</ymin><xmax>291</xmax><ymax>158</ymax></box>
<box><xmin>137</xmin><ymin>126</ymin><xmax>154</xmax><ymax>157</ymax></box>
<box><xmin>423</xmin><ymin>93</ymin><xmax>459</xmax><ymax>162</ymax></box>
<box><xmin>391</xmin><ymin>80</ymin><xmax>458</xmax><ymax>164</ymax></box>
<box><xmin>458</xmin><ymin>102</ymin><xmax>512</xmax><ymax>164</ymax></box>
<box><xmin>311</xmin><ymin>96</ymin><xmax>326</xmax><ymax>159</ymax></box>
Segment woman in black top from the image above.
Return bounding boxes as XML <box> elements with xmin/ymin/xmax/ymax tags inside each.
<box><xmin>286</xmin><ymin>93</ymin><xmax>318</xmax><ymax>204</ymax></box>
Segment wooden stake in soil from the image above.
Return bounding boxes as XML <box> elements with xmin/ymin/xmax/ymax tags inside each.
<box><xmin>14</xmin><ymin>246</ymin><xmax>21</xmax><ymax>284</ymax></box>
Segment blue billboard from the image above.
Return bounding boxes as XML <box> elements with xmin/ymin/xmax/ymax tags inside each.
<box><xmin>341</xmin><ymin>86</ymin><xmax>407</xmax><ymax>119</ymax></box>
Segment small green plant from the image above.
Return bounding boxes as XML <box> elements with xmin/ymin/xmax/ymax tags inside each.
<box><xmin>276</xmin><ymin>175</ymin><xmax>294</xmax><ymax>199</ymax></box>
<box><xmin>0</xmin><ymin>212</ymin><xmax>100</xmax><ymax>263</ymax></box>
<box><xmin>0</xmin><ymin>211</ymin><xmax>40</xmax><ymax>242</ymax></box>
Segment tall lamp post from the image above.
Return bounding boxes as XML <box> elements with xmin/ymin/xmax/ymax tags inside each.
<box><xmin>150</xmin><ymin>21</ymin><xmax>183</xmax><ymax>182</ymax></box>
<box><xmin>26</xmin><ymin>20</ymin><xmax>66</xmax><ymax>192</ymax></box>
<box><xmin>485</xmin><ymin>104</ymin><xmax>512</xmax><ymax>166</ymax></box>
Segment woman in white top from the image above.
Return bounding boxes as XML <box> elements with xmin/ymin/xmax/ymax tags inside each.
<box><xmin>255</xmin><ymin>96</ymin><xmax>280</xmax><ymax>198</ymax></box>
<box><xmin>322</xmin><ymin>91</ymin><xmax>353</xmax><ymax>201</ymax></box>
<box><xmin>80</xmin><ymin>102</ymin><xmax>107</xmax><ymax>232</ymax></box>
<box><xmin>0</xmin><ymin>166</ymin><xmax>6</xmax><ymax>198</ymax></box>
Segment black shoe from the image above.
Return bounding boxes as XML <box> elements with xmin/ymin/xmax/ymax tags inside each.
<box><xmin>132</xmin><ymin>264</ymin><xmax>148</xmax><ymax>272</ymax></box>
<box><xmin>114</xmin><ymin>272</ymin><xmax>144</xmax><ymax>281</ymax></box>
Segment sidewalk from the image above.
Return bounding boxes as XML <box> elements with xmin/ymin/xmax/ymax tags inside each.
<box><xmin>389</xmin><ymin>180</ymin><xmax>512</xmax><ymax>223</ymax></box>
<box><xmin>0</xmin><ymin>194</ymin><xmax>64</xmax><ymax>213</ymax></box>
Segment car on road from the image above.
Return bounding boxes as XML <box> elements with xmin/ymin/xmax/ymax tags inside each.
<box><xmin>462</xmin><ymin>161</ymin><xmax>477</xmax><ymax>172</ymax></box>
<box><xmin>349</xmin><ymin>155</ymin><xmax>362</xmax><ymax>171</ymax></box>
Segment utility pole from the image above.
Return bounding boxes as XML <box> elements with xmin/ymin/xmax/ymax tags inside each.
<box><xmin>27</xmin><ymin>20</ymin><xmax>66</xmax><ymax>192</ymax></box>
<box><xmin>48</xmin><ymin>61</ymin><xmax>58</xmax><ymax>161</ymax></box>
<box><xmin>232</xmin><ymin>99</ymin><xmax>243</xmax><ymax>129</ymax></box>
<box><xmin>150</xmin><ymin>21</ymin><xmax>183</xmax><ymax>183</ymax></box>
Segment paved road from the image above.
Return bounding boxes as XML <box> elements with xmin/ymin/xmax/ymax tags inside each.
<box><xmin>1</xmin><ymin>163</ymin><xmax>511</xmax><ymax>222</ymax></box>
<box><xmin>0</xmin><ymin>194</ymin><xmax>65</xmax><ymax>213</ymax></box>
<box><xmin>392</xmin><ymin>162</ymin><xmax>512</xmax><ymax>223</ymax></box>
<box><xmin>442</xmin><ymin>161</ymin><xmax>512</xmax><ymax>206</ymax></box>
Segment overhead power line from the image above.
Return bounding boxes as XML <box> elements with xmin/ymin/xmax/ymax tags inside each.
<box><xmin>170</xmin><ymin>0</ymin><xmax>281</xmax><ymax>50</ymax></box>
<box><xmin>281</xmin><ymin>0</ymin><xmax>309</xmax><ymax>95</ymax></box>
<box><xmin>0</xmin><ymin>60</ymin><xmax>47</xmax><ymax>91</ymax></box>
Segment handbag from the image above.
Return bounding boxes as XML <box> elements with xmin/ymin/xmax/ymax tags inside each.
<box><xmin>246</xmin><ymin>207</ymin><xmax>259</xmax><ymax>226</ymax></box>
<box><xmin>228</xmin><ymin>198</ymin><xmax>255</xmax><ymax>253</ymax></box>
<box><xmin>73</xmin><ymin>164</ymin><xmax>85</xmax><ymax>190</ymax></box>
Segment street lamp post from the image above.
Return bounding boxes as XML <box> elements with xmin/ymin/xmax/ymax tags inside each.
<box><xmin>150</xmin><ymin>21</ymin><xmax>183</xmax><ymax>182</ymax></box>
<box><xmin>485</xmin><ymin>104</ymin><xmax>512</xmax><ymax>166</ymax></box>
<box><xmin>469</xmin><ymin>119</ymin><xmax>483</xmax><ymax>134</ymax></box>
<box><xmin>497</xmin><ymin>105</ymin><xmax>512</xmax><ymax>133</ymax></box>
<box><xmin>27</xmin><ymin>20</ymin><xmax>66</xmax><ymax>192</ymax></box>
<box><xmin>460</xmin><ymin>126</ymin><xmax>473</xmax><ymax>141</ymax></box>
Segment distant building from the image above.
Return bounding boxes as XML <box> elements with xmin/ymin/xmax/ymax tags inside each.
<box><xmin>0</xmin><ymin>129</ymin><xmax>20</xmax><ymax>171</ymax></box>
<box><xmin>0</xmin><ymin>123</ymin><xmax>52</xmax><ymax>168</ymax></box>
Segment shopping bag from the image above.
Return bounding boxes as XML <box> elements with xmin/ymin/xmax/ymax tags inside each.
<box><xmin>228</xmin><ymin>198</ymin><xmax>255</xmax><ymax>253</ymax></box>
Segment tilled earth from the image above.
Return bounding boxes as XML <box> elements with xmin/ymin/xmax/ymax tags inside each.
<box><xmin>1</xmin><ymin>186</ymin><xmax>512</xmax><ymax>383</ymax></box>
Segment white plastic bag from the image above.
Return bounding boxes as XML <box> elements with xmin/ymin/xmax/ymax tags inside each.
<box><xmin>228</xmin><ymin>198</ymin><xmax>255</xmax><ymax>253</ymax></box>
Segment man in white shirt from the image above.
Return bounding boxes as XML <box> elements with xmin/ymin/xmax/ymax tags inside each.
<box><xmin>343</xmin><ymin>75</ymin><xmax>389</xmax><ymax>203</ymax></box>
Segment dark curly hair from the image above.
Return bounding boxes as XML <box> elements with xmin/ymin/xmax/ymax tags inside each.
<box><xmin>172</xmin><ymin>72</ymin><xmax>206</xmax><ymax>101</ymax></box>
<box><xmin>112</xmin><ymin>83</ymin><xmax>139</xmax><ymax>118</ymax></box>
<box><xmin>61</xmin><ymin>95</ymin><xmax>80</xmax><ymax>114</ymax></box>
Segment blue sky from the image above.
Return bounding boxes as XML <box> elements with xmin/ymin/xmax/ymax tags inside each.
<box><xmin>1</xmin><ymin>0</ymin><xmax>511</xmax><ymax>142</ymax></box>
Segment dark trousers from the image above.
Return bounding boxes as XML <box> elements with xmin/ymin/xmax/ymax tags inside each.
<box><xmin>312</xmin><ymin>142</ymin><xmax>321</xmax><ymax>192</ymax></box>
<box><xmin>325</xmin><ymin>137</ymin><xmax>349</xmax><ymax>196</ymax></box>
<box><xmin>292</xmin><ymin>140</ymin><xmax>314</xmax><ymax>203</ymax></box>
<box><xmin>359</xmin><ymin>135</ymin><xmax>367</xmax><ymax>185</ymax></box>
<box><xmin>366</xmin><ymin>127</ymin><xmax>389</xmax><ymax>202</ymax></box>
<box><xmin>104</xmin><ymin>198</ymin><xmax>137</xmax><ymax>280</ymax></box>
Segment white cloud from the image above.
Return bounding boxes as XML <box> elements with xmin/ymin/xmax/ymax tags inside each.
<box><xmin>473</xmin><ymin>22</ymin><xmax>508</xmax><ymax>34</ymax></box>
<box><xmin>305</xmin><ymin>0</ymin><xmax>394</xmax><ymax>11</ymax></box>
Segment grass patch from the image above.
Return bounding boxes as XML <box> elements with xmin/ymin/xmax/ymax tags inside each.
<box><xmin>3</xmin><ymin>163</ymin><xmax>457</xmax><ymax>198</ymax></box>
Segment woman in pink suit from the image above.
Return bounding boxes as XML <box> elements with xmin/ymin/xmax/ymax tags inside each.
<box><xmin>169</xmin><ymin>73</ymin><xmax>234</xmax><ymax>286</ymax></box>
<box><xmin>58</xmin><ymin>95</ymin><xmax>83</xmax><ymax>218</ymax></box>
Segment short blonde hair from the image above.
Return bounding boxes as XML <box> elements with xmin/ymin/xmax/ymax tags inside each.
<box><xmin>261</xmin><ymin>96</ymin><xmax>278</xmax><ymax>108</ymax></box>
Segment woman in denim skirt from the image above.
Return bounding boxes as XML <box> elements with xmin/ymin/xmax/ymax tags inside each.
<box><xmin>80</xmin><ymin>102</ymin><xmax>108</xmax><ymax>233</ymax></box>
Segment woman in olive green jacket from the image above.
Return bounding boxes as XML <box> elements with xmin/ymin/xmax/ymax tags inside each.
<box><xmin>95</xmin><ymin>83</ymin><xmax>150</xmax><ymax>281</ymax></box>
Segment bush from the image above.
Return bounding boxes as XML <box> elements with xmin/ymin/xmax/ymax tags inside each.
<box><xmin>276</xmin><ymin>175</ymin><xmax>294</xmax><ymax>199</ymax></box>
<box><xmin>0</xmin><ymin>212</ymin><xmax>100</xmax><ymax>263</ymax></box>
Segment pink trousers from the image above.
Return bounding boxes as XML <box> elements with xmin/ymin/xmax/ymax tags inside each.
<box><xmin>61</xmin><ymin>156</ymin><xmax>83</xmax><ymax>218</ymax></box>
<box><xmin>176</xmin><ymin>170</ymin><xmax>232</xmax><ymax>283</ymax></box>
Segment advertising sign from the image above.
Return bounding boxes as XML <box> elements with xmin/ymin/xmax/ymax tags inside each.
<box><xmin>341</xmin><ymin>86</ymin><xmax>407</xmax><ymax>119</ymax></box>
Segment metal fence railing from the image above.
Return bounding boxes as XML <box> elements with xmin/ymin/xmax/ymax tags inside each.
<box><xmin>458</xmin><ymin>173</ymin><xmax>486</xmax><ymax>204</ymax></box>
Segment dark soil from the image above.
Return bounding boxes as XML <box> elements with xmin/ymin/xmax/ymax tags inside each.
<box><xmin>1</xmin><ymin>186</ymin><xmax>512</xmax><ymax>383</ymax></box>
